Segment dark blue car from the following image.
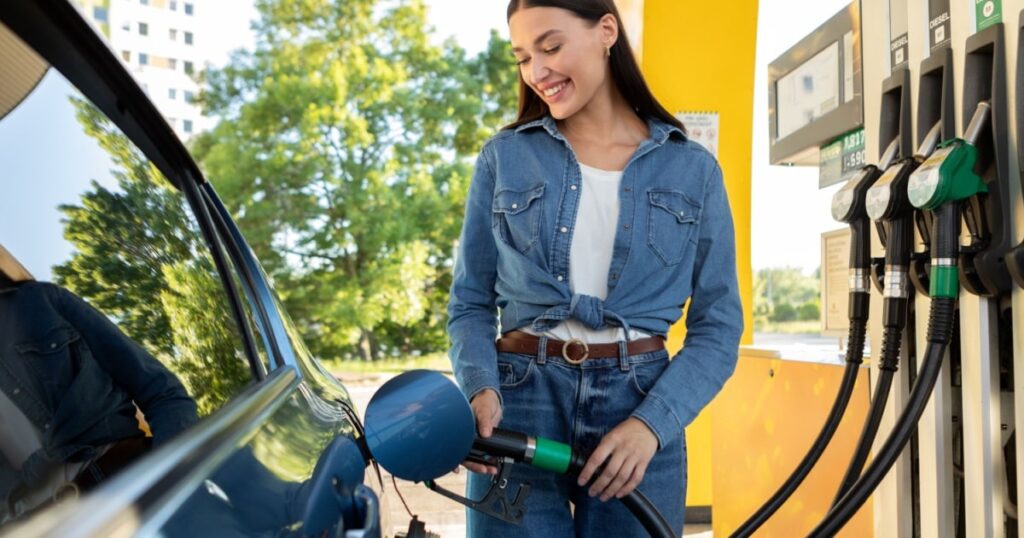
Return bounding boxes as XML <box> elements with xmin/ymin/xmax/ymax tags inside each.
<box><xmin>0</xmin><ymin>1</ymin><xmax>392</xmax><ymax>535</ymax></box>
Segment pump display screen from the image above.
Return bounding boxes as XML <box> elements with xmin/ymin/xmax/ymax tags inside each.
<box><xmin>776</xmin><ymin>42</ymin><xmax>840</xmax><ymax>139</ymax></box>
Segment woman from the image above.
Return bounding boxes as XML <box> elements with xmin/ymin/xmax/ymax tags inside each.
<box><xmin>446</xmin><ymin>1</ymin><xmax>743</xmax><ymax>535</ymax></box>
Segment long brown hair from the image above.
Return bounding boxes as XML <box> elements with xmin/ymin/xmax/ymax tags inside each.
<box><xmin>504</xmin><ymin>0</ymin><xmax>684</xmax><ymax>132</ymax></box>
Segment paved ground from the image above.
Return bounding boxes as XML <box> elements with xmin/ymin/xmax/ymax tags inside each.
<box><xmin>340</xmin><ymin>372</ymin><xmax>712</xmax><ymax>537</ymax></box>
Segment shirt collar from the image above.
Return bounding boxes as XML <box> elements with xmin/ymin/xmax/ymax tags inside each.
<box><xmin>514</xmin><ymin>114</ymin><xmax>686</xmax><ymax>146</ymax></box>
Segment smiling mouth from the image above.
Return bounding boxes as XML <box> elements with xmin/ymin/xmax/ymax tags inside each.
<box><xmin>541</xmin><ymin>80</ymin><xmax>571</xmax><ymax>100</ymax></box>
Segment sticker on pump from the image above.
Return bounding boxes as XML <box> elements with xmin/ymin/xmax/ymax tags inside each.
<box><xmin>866</xmin><ymin>164</ymin><xmax>902</xmax><ymax>220</ymax></box>
<box><xmin>908</xmin><ymin>146</ymin><xmax>951</xmax><ymax>207</ymax></box>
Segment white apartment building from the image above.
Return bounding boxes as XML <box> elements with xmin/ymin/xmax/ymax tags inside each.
<box><xmin>76</xmin><ymin>0</ymin><xmax>210</xmax><ymax>140</ymax></box>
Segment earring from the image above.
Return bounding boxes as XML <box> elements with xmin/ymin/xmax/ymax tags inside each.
<box><xmin>606</xmin><ymin>45</ymin><xmax>611</xmax><ymax>58</ymax></box>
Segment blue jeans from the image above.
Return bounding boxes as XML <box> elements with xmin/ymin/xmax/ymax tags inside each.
<box><xmin>466</xmin><ymin>347</ymin><xmax>686</xmax><ymax>537</ymax></box>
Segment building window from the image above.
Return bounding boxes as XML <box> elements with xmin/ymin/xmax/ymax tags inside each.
<box><xmin>183</xmin><ymin>119</ymin><xmax>193</xmax><ymax>133</ymax></box>
<box><xmin>121</xmin><ymin>21</ymin><xmax>130</xmax><ymax>32</ymax></box>
<box><xmin>184</xmin><ymin>91</ymin><xmax>195</xmax><ymax>103</ymax></box>
<box><xmin>121</xmin><ymin>50</ymin><xmax>131</xmax><ymax>62</ymax></box>
<box><xmin>168</xmin><ymin>88</ymin><xmax>177</xmax><ymax>100</ymax></box>
<box><xmin>170</xmin><ymin>1</ymin><xmax>177</xmax><ymax>10</ymax></box>
<box><xmin>140</xmin><ymin>0</ymin><xmax>149</xmax><ymax>5</ymax></box>
<box><xmin>184</xmin><ymin>61</ymin><xmax>194</xmax><ymax>75</ymax></box>
<box><xmin>138</xmin><ymin>22</ymin><xmax>148</xmax><ymax>36</ymax></box>
<box><xmin>169</xmin><ymin>28</ymin><xmax>177</xmax><ymax>41</ymax></box>
<box><xmin>168</xmin><ymin>117</ymin><xmax>177</xmax><ymax>128</ymax></box>
<box><xmin>184</xmin><ymin>32</ymin><xmax>193</xmax><ymax>45</ymax></box>
<box><xmin>168</xmin><ymin>58</ymin><xmax>177</xmax><ymax>70</ymax></box>
<box><xmin>93</xmin><ymin>7</ymin><xmax>108</xmax><ymax>22</ymax></box>
<box><xmin>184</xmin><ymin>3</ymin><xmax>193</xmax><ymax>15</ymax></box>
<box><xmin>139</xmin><ymin>53</ymin><xmax>149</xmax><ymax>65</ymax></box>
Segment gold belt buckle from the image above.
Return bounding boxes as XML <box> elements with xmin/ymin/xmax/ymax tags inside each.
<box><xmin>561</xmin><ymin>338</ymin><xmax>589</xmax><ymax>365</ymax></box>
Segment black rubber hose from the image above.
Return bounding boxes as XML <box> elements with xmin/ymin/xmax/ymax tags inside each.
<box><xmin>812</xmin><ymin>203</ymin><xmax>960</xmax><ymax>535</ymax></box>
<box><xmin>566</xmin><ymin>450</ymin><xmax>675</xmax><ymax>538</ymax></box>
<box><xmin>730</xmin><ymin>321</ymin><xmax>867</xmax><ymax>538</ymax></box>
<box><xmin>475</xmin><ymin>430</ymin><xmax>674</xmax><ymax>536</ymax></box>
<box><xmin>831</xmin><ymin>370</ymin><xmax>894</xmax><ymax>505</ymax></box>
<box><xmin>620</xmin><ymin>489</ymin><xmax>676</xmax><ymax>538</ymax></box>
<box><xmin>811</xmin><ymin>297</ymin><xmax>956</xmax><ymax>536</ymax></box>
<box><xmin>830</xmin><ymin>327</ymin><xmax>901</xmax><ymax>506</ymax></box>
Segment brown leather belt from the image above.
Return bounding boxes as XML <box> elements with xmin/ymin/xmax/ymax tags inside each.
<box><xmin>496</xmin><ymin>330</ymin><xmax>665</xmax><ymax>365</ymax></box>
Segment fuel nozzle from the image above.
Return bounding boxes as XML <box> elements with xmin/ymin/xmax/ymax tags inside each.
<box><xmin>864</xmin><ymin>122</ymin><xmax>944</xmax><ymax>296</ymax></box>
<box><xmin>908</xmin><ymin>102</ymin><xmax>990</xmax><ymax>211</ymax></box>
<box><xmin>830</xmin><ymin>142</ymin><xmax>889</xmax><ymax>323</ymax></box>
<box><xmin>472</xmin><ymin>429</ymin><xmax>584</xmax><ymax>475</ymax></box>
<box><xmin>908</xmin><ymin>101</ymin><xmax>991</xmax><ymax>299</ymax></box>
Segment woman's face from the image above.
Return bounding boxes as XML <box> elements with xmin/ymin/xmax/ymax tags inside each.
<box><xmin>508</xmin><ymin>7</ymin><xmax>617</xmax><ymax>120</ymax></box>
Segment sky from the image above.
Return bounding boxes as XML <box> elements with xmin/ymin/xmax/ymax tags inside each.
<box><xmin>3</xmin><ymin>0</ymin><xmax>855</xmax><ymax>278</ymax></box>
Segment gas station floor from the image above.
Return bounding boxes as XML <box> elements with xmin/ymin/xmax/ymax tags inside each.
<box><xmin>342</xmin><ymin>372</ymin><xmax>714</xmax><ymax>537</ymax></box>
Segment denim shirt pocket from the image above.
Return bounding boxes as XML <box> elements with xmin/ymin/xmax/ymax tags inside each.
<box><xmin>15</xmin><ymin>325</ymin><xmax>82</xmax><ymax>388</ymax></box>
<box><xmin>647</xmin><ymin>189</ymin><xmax>701</xmax><ymax>266</ymax></box>
<box><xmin>15</xmin><ymin>325</ymin><xmax>81</xmax><ymax>356</ymax></box>
<box><xmin>492</xmin><ymin>183</ymin><xmax>545</xmax><ymax>254</ymax></box>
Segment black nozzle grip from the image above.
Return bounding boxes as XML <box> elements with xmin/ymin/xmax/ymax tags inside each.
<box><xmin>849</xmin><ymin>218</ymin><xmax>872</xmax><ymax>272</ymax></box>
<box><xmin>474</xmin><ymin>428</ymin><xmax>530</xmax><ymax>462</ymax></box>
<box><xmin>931</xmin><ymin>203</ymin><xmax>961</xmax><ymax>260</ymax></box>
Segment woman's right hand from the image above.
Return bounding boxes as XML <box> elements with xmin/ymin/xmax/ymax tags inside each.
<box><xmin>459</xmin><ymin>388</ymin><xmax>502</xmax><ymax>475</ymax></box>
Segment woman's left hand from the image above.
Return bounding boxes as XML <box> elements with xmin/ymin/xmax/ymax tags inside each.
<box><xmin>577</xmin><ymin>417</ymin><xmax>659</xmax><ymax>502</ymax></box>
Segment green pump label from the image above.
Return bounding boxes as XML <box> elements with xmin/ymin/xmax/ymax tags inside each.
<box><xmin>820</xmin><ymin>128</ymin><xmax>865</xmax><ymax>188</ymax></box>
<box><xmin>976</xmin><ymin>0</ymin><xmax>1002</xmax><ymax>31</ymax></box>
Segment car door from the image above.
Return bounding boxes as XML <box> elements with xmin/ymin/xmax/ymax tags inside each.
<box><xmin>0</xmin><ymin>1</ymin><xmax>388</xmax><ymax>535</ymax></box>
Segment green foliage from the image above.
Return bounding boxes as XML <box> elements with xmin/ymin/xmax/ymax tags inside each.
<box><xmin>160</xmin><ymin>261</ymin><xmax>253</xmax><ymax>415</ymax></box>
<box><xmin>55</xmin><ymin>99</ymin><xmax>250</xmax><ymax>415</ymax></box>
<box><xmin>797</xmin><ymin>301</ymin><xmax>820</xmax><ymax>321</ymax></box>
<box><xmin>54</xmin><ymin>100</ymin><xmax>194</xmax><ymax>356</ymax></box>
<box><xmin>769</xmin><ymin>302</ymin><xmax>797</xmax><ymax>322</ymax></box>
<box><xmin>192</xmin><ymin>0</ymin><xmax>517</xmax><ymax>360</ymax></box>
<box><xmin>754</xmin><ymin>266</ymin><xmax>821</xmax><ymax>330</ymax></box>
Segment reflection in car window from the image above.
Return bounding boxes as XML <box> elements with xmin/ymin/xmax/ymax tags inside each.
<box><xmin>0</xmin><ymin>22</ymin><xmax>254</xmax><ymax>523</ymax></box>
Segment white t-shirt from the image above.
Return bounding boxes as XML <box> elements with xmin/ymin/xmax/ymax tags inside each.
<box><xmin>523</xmin><ymin>163</ymin><xmax>651</xmax><ymax>344</ymax></box>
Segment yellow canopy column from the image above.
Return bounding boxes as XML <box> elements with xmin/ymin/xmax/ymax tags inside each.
<box><xmin>619</xmin><ymin>0</ymin><xmax>758</xmax><ymax>522</ymax></box>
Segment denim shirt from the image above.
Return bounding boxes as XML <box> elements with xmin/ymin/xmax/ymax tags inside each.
<box><xmin>0</xmin><ymin>281</ymin><xmax>198</xmax><ymax>499</ymax></box>
<box><xmin>447</xmin><ymin>115</ymin><xmax>743</xmax><ymax>449</ymax></box>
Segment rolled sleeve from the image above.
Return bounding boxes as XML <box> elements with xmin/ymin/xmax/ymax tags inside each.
<box><xmin>447</xmin><ymin>144</ymin><xmax>502</xmax><ymax>405</ymax></box>
<box><xmin>631</xmin><ymin>162</ymin><xmax>743</xmax><ymax>449</ymax></box>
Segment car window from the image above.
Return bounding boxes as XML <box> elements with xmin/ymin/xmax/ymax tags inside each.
<box><xmin>0</xmin><ymin>21</ymin><xmax>259</xmax><ymax>524</ymax></box>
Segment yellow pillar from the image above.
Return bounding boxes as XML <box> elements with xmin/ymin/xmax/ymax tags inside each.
<box><xmin>637</xmin><ymin>0</ymin><xmax>759</xmax><ymax>516</ymax></box>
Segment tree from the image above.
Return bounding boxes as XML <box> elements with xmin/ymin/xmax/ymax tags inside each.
<box><xmin>55</xmin><ymin>100</ymin><xmax>197</xmax><ymax>356</ymax></box>
<box><xmin>55</xmin><ymin>99</ymin><xmax>250</xmax><ymax>412</ymax></box>
<box><xmin>753</xmin><ymin>266</ymin><xmax>821</xmax><ymax>328</ymax></box>
<box><xmin>191</xmin><ymin>0</ymin><xmax>517</xmax><ymax>360</ymax></box>
<box><xmin>797</xmin><ymin>301</ymin><xmax>820</xmax><ymax>321</ymax></box>
<box><xmin>161</xmin><ymin>261</ymin><xmax>252</xmax><ymax>415</ymax></box>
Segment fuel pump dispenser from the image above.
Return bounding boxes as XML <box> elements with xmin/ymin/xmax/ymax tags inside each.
<box><xmin>954</xmin><ymin>24</ymin><xmax>1017</xmax><ymax>536</ymax></box>
<box><xmin>754</xmin><ymin>1</ymin><xmax>1024</xmax><ymax>534</ymax></box>
<box><xmin>730</xmin><ymin>141</ymin><xmax>895</xmax><ymax>538</ymax></box>
<box><xmin>1012</xmin><ymin>12</ymin><xmax>1024</xmax><ymax>287</ymax></box>
<box><xmin>810</xmin><ymin>101</ymin><xmax>991</xmax><ymax>537</ymax></box>
<box><xmin>911</xmin><ymin>47</ymin><xmax>957</xmax><ymax>295</ymax></box>
<box><xmin>870</xmin><ymin>69</ymin><xmax>916</xmax><ymax>294</ymax></box>
<box><xmin>830</xmin><ymin>122</ymin><xmax>944</xmax><ymax>506</ymax></box>
<box><xmin>911</xmin><ymin>39</ymin><xmax>961</xmax><ymax>538</ymax></box>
